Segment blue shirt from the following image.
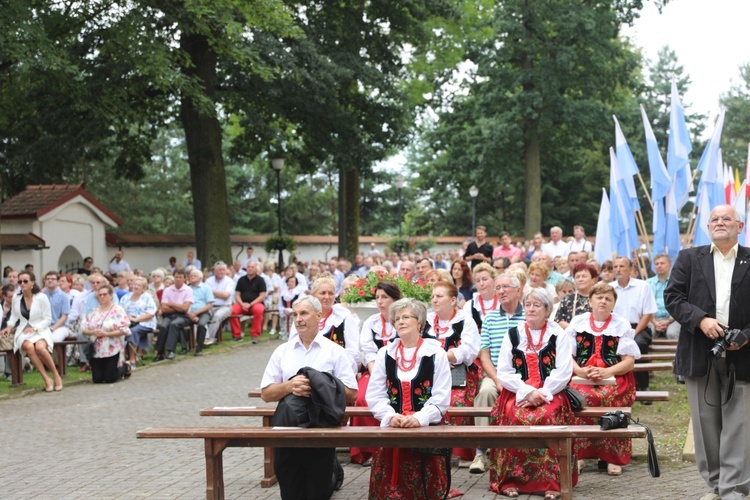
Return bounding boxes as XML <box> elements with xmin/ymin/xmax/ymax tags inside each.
<box><xmin>646</xmin><ymin>275</ymin><xmax>670</xmax><ymax>320</ymax></box>
<box><xmin>43</xmin><ymin>288</ymin><xmax>70</xmax><ymax>324</ymax></box>
<box><xmin>189</xmin><ymin>282</ymin><xmax>214</xmax><ymax>312</ymax></box>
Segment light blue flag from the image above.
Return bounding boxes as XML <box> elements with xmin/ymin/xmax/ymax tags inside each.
<box><xmin>667</xmin><ymin>80</ymin><xmax>693</xmax><ymax>210</ymax></box>
<box><xmin>652</xmin><ymin>196</ymin><xmax>667</xmax><ymax>256</ymax></box>
<box><xmin>595</xmin><ymin>188</ymin><xmax>614</xmax><ymax>264</ymax></box>
<box><xmin>694</xmin><ymin>187</ymin><xmax>712</xmax><ymax>246</ymax></box>
<box><xmin>640</xmin><ymin>104</ymin><xmax>672</xmax><ymax>201</ymax></box>
<box><xmin>609</xmin><ymin>148</ymin><xmax>638</xmax><ymax>258</ymax></box>
<box><xmin>733</xmin><ymin>180</ymin><xmax>747</xmax><ymax>244</ymax></box>
<box><xmin>696</xmin><ymin>110</ymin><xmax>727</xmax><ymax>214</ymax></box>
<box><xmin>664</xmin><ymin>184</ymin><xmax>681</xmax><ymax>260</ymax></box>
<box><xmin>613</xmin><ymin>115</ymin><xmax>642</xmax><ymax>211</ymax></box>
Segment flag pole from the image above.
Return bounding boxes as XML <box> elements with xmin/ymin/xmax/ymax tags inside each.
<box><xmin>636</xmin><ymin>173</ymin><xmax>654</xmax><ymax>208</ymax></box>
<box><xmin>678</xmin><ymin>168</ymin><xmax>700</xmax><ymax>210</ymax></box>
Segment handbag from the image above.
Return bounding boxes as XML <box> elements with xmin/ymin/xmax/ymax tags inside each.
<box><xmin>562</xmin><ymin>385</ymin><xmax>587</xmax><ymax>412</ymax></box>
<box><xmin>0</xmin><ymin>332</ymin><xmax>14</xmax><ymax>351</ymax></box>
<box><xmin>451</xmin><ymin>364</ymin><xmax>467</xmax><ymax>387</ymax></box>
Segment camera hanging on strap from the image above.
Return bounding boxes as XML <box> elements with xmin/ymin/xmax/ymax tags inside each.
<box><xmin>598</xmin><ymin>412</ymin><xmax>660</xmax><ymax>478</ymax></box>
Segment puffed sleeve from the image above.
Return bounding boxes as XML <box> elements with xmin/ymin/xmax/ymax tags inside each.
<box><xmin>615</xmin><ymin>329</ymin><xmax>641</xmax><ymax>359</ymax></box>
<box><xmin>412</xmin><ymin>348</ymin><xmax>451</xmax><ymax>427</ymax></box>
<box><xmin>366</xmin><ymin>347</ymin><xmax>396</xmax><ymax>427</ymax></box>
<box><xmin>451</xmin><ymin>314</ymin><xmax>480</xmax><ymax>366</ymax></box>
<box><xmin>360</xmin><ymin>314</ymin><xmax>380</xmax><ymax>367</ymax></box>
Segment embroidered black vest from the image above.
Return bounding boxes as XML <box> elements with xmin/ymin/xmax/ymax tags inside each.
<box><xmin>385</xmin><ymin>353</ymin><xmax>436</xmax><ymax>414</ymax></box>
<box><xmin>573</xmin><ymin>331</ymin><xmax>621</xmax><ymax>367</ymax></box>
<box><xmin>323</xmin><ymin>320</ymin><xmax>346</xmax><ymax>348</ymax></box>
<box><xmin>470</xmin><ymin>299</ymin><xmax>483</xmax><ymax>331</ymax></box>
<box><xmin>508</xmin><ymin>327</ymin><xmax>558</xmax><ymax>382</ymax></box>
<box><xmin>282</xmin><ymin>294</ymin><xmax>299</xmax><ymax>310</ymax></box>
<box><xmin>421</xmin><ymin>318</ymin><xmax>465</xmax><ymax>351</ymax></box>
<box><xmin>371</xmin><ymin>326</ymin><xmax>387</xmax><ymax>349</ymax></box>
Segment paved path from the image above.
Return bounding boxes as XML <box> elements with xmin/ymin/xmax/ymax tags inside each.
<box><xmin>0</xmin><ymin>339</ymin><xmax>710</xmax><ymax>499</ymax></box>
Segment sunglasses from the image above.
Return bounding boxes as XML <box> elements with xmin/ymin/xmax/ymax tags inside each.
<box><xmin>19</xmin><ymin>279</ymin><xmax>31</xmax><ymax>284</ymax></box>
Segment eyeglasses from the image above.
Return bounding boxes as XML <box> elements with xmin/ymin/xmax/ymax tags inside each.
<box><xmin>495</xmin><ymin>284</ymin><xmax>518</xmax><ymax>291</ymax></box>
<box><xmin>19</xmin><ymin>279</ymin><xmax>31</xmax><ymax>284</ymax></box>
<box><xmin>393</xmin><ymin>314</ymin><xmax>417</xmax><ymax>323</ymax></box>
<box><xmin>97</xmin><ymin>292</ymin><xmax>110</xmax><ymax>297</ymax></box>
<box><xmin>709</xmin><ymin>216</ymin><xmax>738</xmax><ymax>224</ymax></box>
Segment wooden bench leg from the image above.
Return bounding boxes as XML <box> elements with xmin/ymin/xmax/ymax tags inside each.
<box><xmin>205</xmin><ymin>438</ymin><xmax>229</xmax><ymax>500</ymax></box>
<box><xmin>54</xmin><ymin>344</ymin><xmax>68</xmax><ymax>377</ymax></box>
<box><xmin>11</xmin><ymin>350</ymin><xmax>24</xmax><ymax>387</ymax></box>
<box><xmin>260</xmin><ymin>415</ymin><xmax>277</xmax><ymax>487</ymax></box>
<box><xmin>544</xmin><ymin>437</ymin><xmax>573</xmax><ymax>500</ymax></box>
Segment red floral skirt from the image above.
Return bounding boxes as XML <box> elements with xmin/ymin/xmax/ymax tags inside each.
<box><xmin>351</xmin><ymin>371</ymin><xmax>380</xmax><ymax>464</ymax></box>
<box><xmin>369</xmin><ymin>447</ymin><xmax>462</xmax><ymax>499</ymax></box>
<box><xmin>570</xmin><ymin>372</ymin><xmax>636</xmax><ymax>465</ymax></box>
<box><xmin>488</xmin><ymin>389</ymin><xmax>577</xmax><ymax>494</ymax></box>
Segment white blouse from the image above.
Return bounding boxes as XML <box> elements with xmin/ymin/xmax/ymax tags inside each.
<box><xmin>424</xmin><ymin>309</ymin><xmax>480</xmax><ymax>366</ymax></box>
<box><xmin>496</xmin><ymin>320</ymin><xmax>574</xmax><ymax>404</ymax></box>
<box><xmin>366</xmin><ymin>338</ymin><xmax>451</xmax><ymax>428</ymax></box>
<box><xmin>360</xmin><ymin>312</ymin><xmax>395</xmax><ymax>367</ymax></box>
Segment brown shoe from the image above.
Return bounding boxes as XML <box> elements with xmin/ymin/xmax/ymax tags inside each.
<box><xmin>78</xmin><ymin>363</ymin><xmax>90</xmax><ymax>373</ymax></box>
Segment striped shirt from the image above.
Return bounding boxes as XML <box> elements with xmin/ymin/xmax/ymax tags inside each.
<box><xmin>479</xmin><ymin>302</ymin><xmax>525</xmax><ymax>367</ymax></box>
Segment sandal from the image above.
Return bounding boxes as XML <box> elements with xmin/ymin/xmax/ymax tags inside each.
<box><xmin>544</xmin><ymin>491</ymin><xmax>561</xmax><ymax>500</ymax></box>
<box><xmin>607</xmin><ymin>463</ymin><xmax>622</xmax><ymax>476</ymax></box>
<box><xmin>577</xmin><ymin>459</ymin><xmax>586</xmax><ymax>472</ymax></box>
<box><xmin>501</xmin><ymin>487</ymin><xmax>519</xmax><ymax>498</ymax></box>
<box><xmin>123</xmin><ymin>363</ymin><xmax>132</xmax><ymax>380</ymax></box>
<box><xmin>78</xmin><ymin>363</ymin><xmax>90</xmax><ymax>373</ymax></box>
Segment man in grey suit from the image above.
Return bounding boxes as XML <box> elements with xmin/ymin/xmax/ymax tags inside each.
<box><xmin>665</xmin><ymin>204</ymin><xmax>750</xmax><ymax>500</ymax></box>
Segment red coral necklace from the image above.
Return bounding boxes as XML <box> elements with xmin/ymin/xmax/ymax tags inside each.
<box><xmin>396</xmin><ymin>337</ymin><xmax>424</xmax><ymax>371</ymax></box>
<box><xmin>524</xmin><ymin>322</ymin><xmax>547</xmax><ymax>352</ymax></box>
<box><xmin>589</xmin><ymin>314</ymin><xmax>612</xmax><ymax>333</ymax></box>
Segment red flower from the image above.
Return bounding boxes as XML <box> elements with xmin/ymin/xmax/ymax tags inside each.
<box><xmin>515</xmin><ymin>358</ymin><xmax>523</xmax><ymax>367</ymax></box>
<box><xmin>607</xmin><ymin>340</ymin><xmax>614</xmax><ymax>347</ymax></box>
<box><xmin>370</xmin><ymin>287</ymin><xmax>377</xmax><ymax>294</ymax></box>
<box><xmin>391</xmin><ymin>387</ymin><xmax>398</xmax><ymax>394</ymax></box>
<box><xmin>576</xmin><ymin>335</ymin><xmax>583</xmax><ymax>342</ymax></box>
<box><xmin>542</xmin><ymin>356</ymin><xmax>550</xmax><ymax>365</ymax></box>
<box><xmin>358</xmin><ymin>290</ymin><xmax>366</xmax><ymax>296</ymax></box>
<box><xmin>423</xmin><ymin>380</ymin><xmax>430</xmax><ymax>387</ymax></box>
<box><xmin>414</xmin><ymin>387</ymin><xmax>422</xmax><ymax>395</ymax></box>
<box><xmin>583</xmin><ymin>341</ymin><xmax>590</xmax><ymax>347</ymax></box>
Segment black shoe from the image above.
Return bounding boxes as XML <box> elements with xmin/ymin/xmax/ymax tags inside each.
<box><xmin>251</xmin><ymin>338</ymin><xmax>258</xmax><ymax>344</ymax></box>
<box><xmin>232</xmin><ymin>337</ymin><xmax>242</xmax><ymax>342</ymax></box>
<box><xmin>166</xmin><ymin>351</ymin><xmax>175</xmax><ymax>360</ymax></box>
<box><xmin>194</xmin><ymin>351</ymin><xmax>203</xmax><ymax>357</ymax></box>
<box><xmin>333</xmin><ymin>461</ymin><xmax>344</xmax><ymax>491</ymax></box>
<box><xmin>641</xmin><ymin>400</ymin><xmax>653</xmax><ymax>406</ymax></box>
<box><xmin>179</xmin><ymin>348</ymin><xmax>188</xmax><ymax>355</ymax></box>
<box><xmin>153</xmin><ymin>354</ymin><xmax>165</xmax><ymax>363</ymax></box>
<box><xmin>675</xmin><ymin>375</ymin><xmax>685</xmax><ymax>384</ymax></box>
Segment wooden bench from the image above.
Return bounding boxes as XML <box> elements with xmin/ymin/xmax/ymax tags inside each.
<box><xmin>631</xmin><ymin>362</ymin><xmax>673</xmax><ymax>372</ymax></box>
<box><xmin>652</xmin><ymin>338</ymin><xmax>677</xmax><ymax>346</ymax></box>
<box><xmin>137</xmin><ymin>424</ymin><xmax>647</xmax><ymax>500</ymax></box>
<box><xmin>639</xmin><ymin>353</ymin><xmax>675</xmax><ymax>362</ymax></box>
<box><xmin>201</xmin><ymin>405</ymin><xmax>631</xmax><ymax>488</ymax></box>
<box><xmin>53</xmin><ymin>339</ymin><xmax>89</xmax><ymax>377</ymax></box>
<box><xmin>649</xmin><ymin>344</ymin><xmax>677</xmax><ymax>353</ymax></box>
<box><xmin>1</xmin><ymin>348</ymin><xmax>25</xmax><ymax>386</ymax></box>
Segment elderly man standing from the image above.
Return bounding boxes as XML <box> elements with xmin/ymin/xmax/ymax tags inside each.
<box><xmin>665</xmin><ymin>205</ymin><xmax>750</xmax><ymax>500</ymax></box>
<box><xmin>568</xmin><ymin>225</ymin><xmax>593</xmax><ymax>253</ymax></box>
<box><xmin>154</xmin><ymin>270</ymin><xmax>194</xmax><ymax>361</ymax></box>
<box><xmin>183</xmin><ymin>251</ymin><xmax>202</xmax><ymax>271</ymax></box>
<box><xmin>542</xmin><ymin>226</ymin><xmax>569</xmax><ymax>260</ymax></box>
<box><xmin>261</xmin><ymin>296</ymin><xmax>357</xmax><ymax>499</ymax></box>
<box><xmin>398</xmin><ymin>260</ymin><xmax>416</xmax><ymax>282</ymax></box>
<box><xmin>229</xmin><ymin>261</ymin><xmax>266</xmax><ymax>343</ymax></box>
<box><xmin>469</xmin><ymin>273</ymin><xmax>525</xmax><ymax>474</ymax></box>
<box><xmin>204</xmin><ymin>262</ymin><xmax>234</xmax><ymax>345</ymax></box>
<box><xmin>188</xmin><ymin>269</ymin><xmax>213</xmax><ymax>356</ymax></box>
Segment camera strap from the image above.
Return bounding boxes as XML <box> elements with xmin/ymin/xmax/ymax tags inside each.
<box><xmin>625</xmin><ymin>416</ymin><xmax>660</xmax><ymax>477</ymax></box>
<box><xmin>703</xmin><ymin>358</ymin><xmax>736</xmax><ymax>408</ymax></box>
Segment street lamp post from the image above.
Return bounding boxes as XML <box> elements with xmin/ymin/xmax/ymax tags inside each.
<box><xmin>396</xmin><ymin>175</ymin><xmax>405</xmax><ymax>238</ymax></box>
<box><xmin>271</xmin><ymin>156</ymin><xmax>285</xmax><ymax>271</ymax></box>
<box><xmin>469</xmin><ymin>185</ymin><xmax>479</xmax><ymax>235</ymax></box>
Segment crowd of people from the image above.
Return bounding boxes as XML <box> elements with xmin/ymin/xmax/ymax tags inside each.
<box><xmin>2</xmin><ymin>208</ymin><xmax>748</xmax><ymax>500</ymax></box>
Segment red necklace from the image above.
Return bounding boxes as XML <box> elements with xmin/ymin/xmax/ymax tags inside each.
<box><xmin>479</xmin><ymin>294</ymin><xmax>498</xmax><ymax>316</ymax></box>
<box><xmin>589</xmin><ymin>314</ymin><xmax>612</xmax><ymax>333</ymax></box>
<box><xmin>380</xmin><ymin>314</ymin><xmax>392</xmax><ymax>343</ymax></box>
<box><xmin>319</xmin><ymin>308</ymin><xmax>334</xmax><ymax>331</ymax></box>
<box><xmin>524</xmin><ymin>322</ymin><xmax>547</xmax><ymax>352</ymax></box>
<box><xmin>396</xmin><ymin>337</ymin><xmax>424</xmax><ymax>371</ymax></box>
<box><xmin>434</xmin><ymin>310</ymin><xmax>457</xmax><ymax>337</ymax></box>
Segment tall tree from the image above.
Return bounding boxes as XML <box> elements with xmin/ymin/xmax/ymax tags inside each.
<box><xmin>720</xmin><ymin>64</ymin><xmax>750</xmax><ymax>172</ymax></box>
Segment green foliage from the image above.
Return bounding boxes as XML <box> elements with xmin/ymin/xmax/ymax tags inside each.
<box><xmin>720</xmin><ymin>64</ymin><xmax>750</xmax><ymax>172</ymax></box>
<box><xmin>263</xmin><ymin>235</ymin><xmax>297</xmax><ymax>253</ymax></box>
<box><xmin>341</xmin><ymin>270</ymin><xmax>432</xmax><ymax>304</ymax></box>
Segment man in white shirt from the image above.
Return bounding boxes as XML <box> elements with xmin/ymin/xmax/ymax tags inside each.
<box><xmin>541</xmin><ymin>226</ymin><xmax>570</xmax><ymax>259</ymax></box>
<box><xmin>261</xmin><ymin>296</ymin><xmax>357</xmax><ymax>499</ymax></box>
<box><xmin>328</xmin><ymin>259</ymin><xmax>345</xmax><ymax>295</ymax></box>
<box><xmin>568</xmin><ymin>225</ymin><xmax>593</xmax><ymax>253</ymax></box>
<box><xmin>240</xmin><ymin>247</ymin><xmax>260</xmax><ymax>267</ymax></box>
<box><xmin>611</xmin><ymin>256</ymin><xmax>657</xmax><ymax>395</ymax></box>
<box><xmin>204</xmin><ymin>262</ymin><xmax>234</xmax><ymax>344</ymax></box>
<box><xmin>182</xmin><ymin>251</ymin><xmax>202</xmax><ymax>271</ymax></box>
<box><xmin>108</xmin><ymin>250</ymin><xmax>131</xmax><ymax>274</ymax></box>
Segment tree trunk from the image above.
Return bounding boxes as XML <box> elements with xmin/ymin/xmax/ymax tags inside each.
<box><xmin>337</xmin><ymin>166</ymin><xmax>360</xmax><ymax>260</ymax></box>
<box><xmin>179</xmin><ymin>30</ymin><xmax>232</xmax><ymax>268</ymax></box>
<box><xmin>523</xmin><ymin>132</ymin><xmax>541</xmax><ymax>239</ymax></box>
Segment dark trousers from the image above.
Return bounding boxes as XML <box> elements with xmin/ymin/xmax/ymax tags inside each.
<box><xmin>156</xmin><ymin>313</ymin><xmax>189</xmax><ymax>354</ymax></box>
<box><xmin>274</xmin><ymin>447</ymin><xmax>337</xmax><ymax>500</ymax></box>
<box><xmin>633</xmin><ymin>323</ymin><xmax>653</xmax><ymax>390</ymax></box>
<box><xmin>91</xmin><ymin>353</ymin><xmax>127</xmax><ymax>383</ymax></box>
<box><xmin>194</xmin><ymin>312</ymin><xmax>211</xmax><ymax>352</ymax></box>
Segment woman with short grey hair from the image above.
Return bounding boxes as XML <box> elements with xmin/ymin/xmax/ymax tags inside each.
<box><xmin>388</xmin><ymin>298</ymin><xmax>427</xmax><ymax>329</ymax></box>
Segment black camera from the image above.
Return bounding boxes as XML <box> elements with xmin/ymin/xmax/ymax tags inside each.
<box><xmin>709</xmin><ymin>327</ymin><xmax>749</xmax><ymax>359</ymax></box>
<box><xmin>598</xmin><ymin>410</ymin><xmax>629</xmax><ymax>431</ymax></box>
